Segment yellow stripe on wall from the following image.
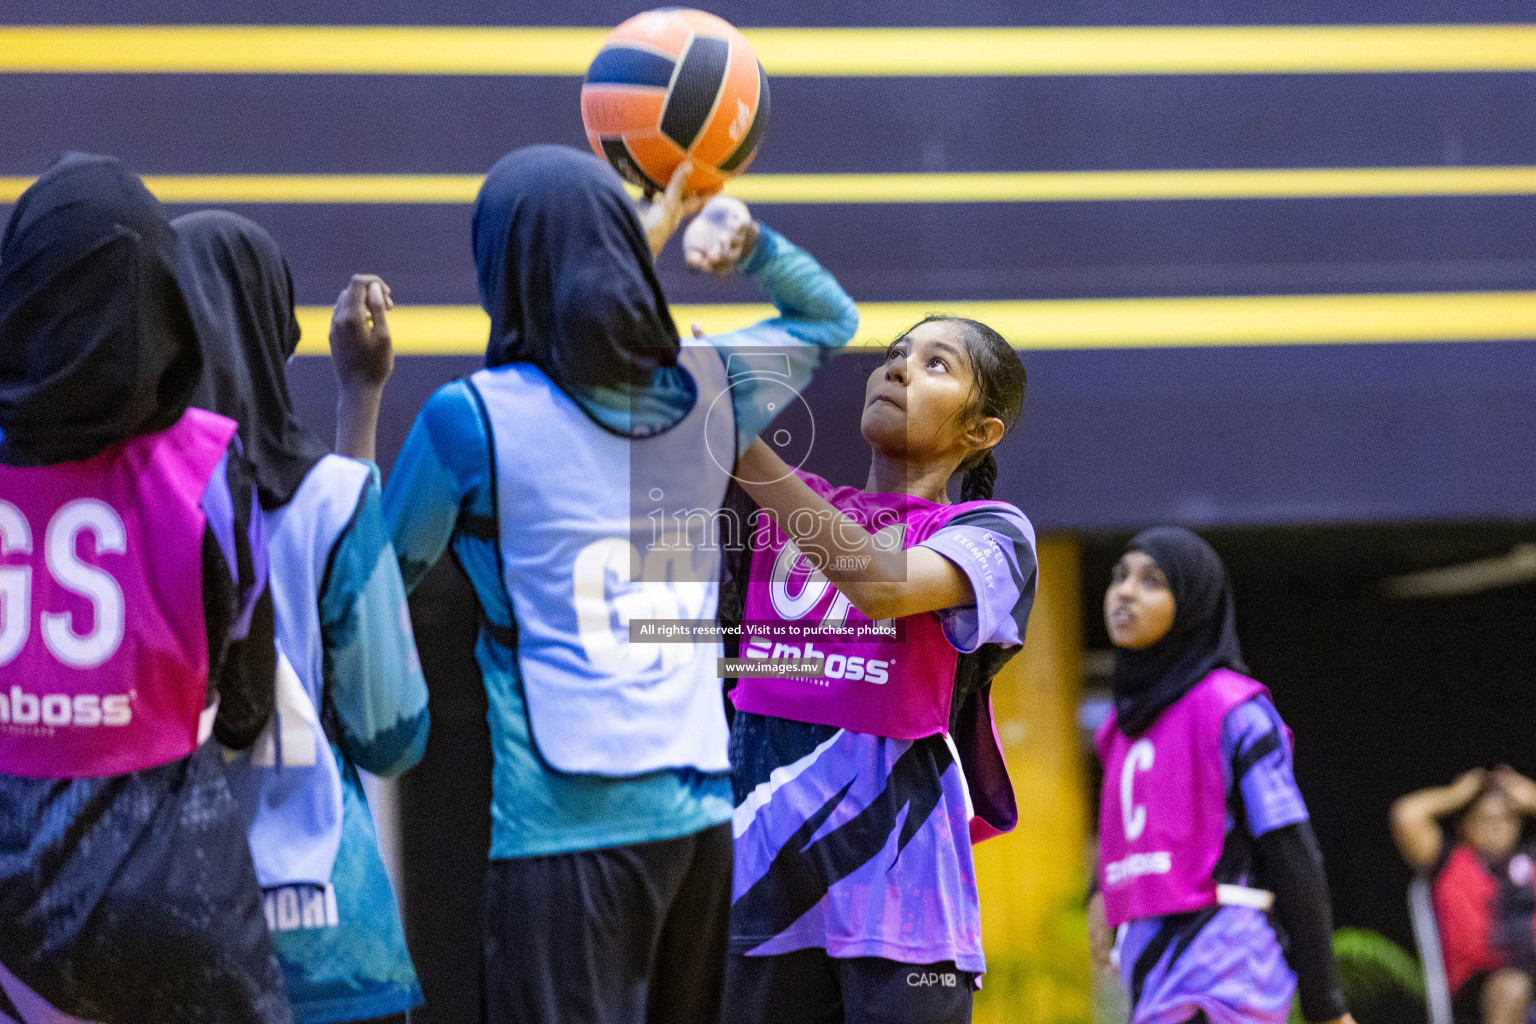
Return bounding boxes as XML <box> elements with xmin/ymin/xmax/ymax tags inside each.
<box><xmin>732</xmin><ymin>166</ymin><xmax>1536</xmax><ymax>203</ymax></box>
<box><xmin>292</xmin><ymin>291</ymin><xmax>1536</xmax><ymax>357</ymax></box>
<box><xmin>2</xmin><ymin>24</ymin><xmax>1536</xmax><ymax>76</ymax></box>
<box><xmin>6</xmin><ymin>166</ymin><xmax>1536</xmax><ymax>206</ymax></box>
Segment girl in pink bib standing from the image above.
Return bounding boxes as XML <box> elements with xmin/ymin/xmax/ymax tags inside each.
<box><xmin>0</xmin><ymin>155</ymin><xmax>288</xmax><ymax>1024</ymax></box>
<box><xmin>1088</xmin><ymin>527</ymin><xmax>1353</xmax><ymax>1024</ymax></box>
<box><xmin>722</xmin><ymin>316</ymin><xmax>1035</xmax><ymax>1024</ymax></box>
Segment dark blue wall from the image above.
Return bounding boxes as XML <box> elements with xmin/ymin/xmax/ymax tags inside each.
<box><xmin>287</xmin><ymin>337</ymin><xmax>1536</xmax><ymax>534</ymax></box>
<box><xmin>4</xmin><ymin>3</ymin><xmax>1534</xmax><ymax>529</ymax></box>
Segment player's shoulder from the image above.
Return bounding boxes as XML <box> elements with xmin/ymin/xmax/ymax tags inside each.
<box><xmin>418</xmin><ymin>378</ymin><xmax>490</xmax><ymax>442</ymax></box>
<box><xmin>1223</xmin><ymin>693</ymin><xmax>1285</xmax><ymax>746</ymax></box>
<box><xmin>303</xmin><ymin>452</ymin><xmax>374</xmax><ymax>491</ymax></box>
<box><xmin>943</xmin><ymin>501</ymin><xmax>1037</xmax><ymax>553</ymax></box>
<box><xmin>793</xmin><ymin>468</ymin><xmax>841</xmax><ymax>500</ymax></box>
<box><xmin>425</xmin><ymin>376</ymin><xmax>480</xmax><ymax>413</ymax></box>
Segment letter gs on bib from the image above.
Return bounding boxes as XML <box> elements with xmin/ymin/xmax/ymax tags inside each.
<box><xmin>0</xmin><ymin>499</ymin><xmax>126</xmax><ymax>670</ymax></box>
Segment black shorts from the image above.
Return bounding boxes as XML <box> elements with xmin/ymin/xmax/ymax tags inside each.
<box><xmin>481</xmin><ymin>822</ymin><xmax>732</xmax><ymax>1024</ymax></box>
<box><xmin>723</xmin><ymin>948</ymin><xmax>975</xmax><ymax>1024</ymax></box>
<box><xmin>0</xmin><ymin>743</ymin><xmax>291</xmax><ymax>1024</ymax></box>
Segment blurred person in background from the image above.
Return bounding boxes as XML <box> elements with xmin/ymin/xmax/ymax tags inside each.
<box><xmin>1088</xmin><ymin>527</ymin><xmax>1353</xmax><ymax>1024</ymax></box>
<box><xmin>1392</xmin><ymin>766</ymin><xmax>1536</xmax><ymax>1024</ymax></box>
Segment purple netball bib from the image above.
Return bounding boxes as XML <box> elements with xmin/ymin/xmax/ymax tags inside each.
<box><xmin>0</xmin><ymin>408</ymin><xmax>237</xmax><ymax>778</ymax></box>
<box><xmin>1095</xmin><ymin>669</ymin><xmax>1272</xmax><ymax>928</ymax></box>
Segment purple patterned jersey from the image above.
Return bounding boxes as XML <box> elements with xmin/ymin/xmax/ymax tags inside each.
<box><xmin>728</xmin><ymin>506</ymin><xmax>1036</xmax><ymax>974</ymax></box>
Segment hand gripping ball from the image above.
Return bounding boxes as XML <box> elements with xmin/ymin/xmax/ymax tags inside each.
<box><xmin>581</xmin><ymin>9</ymin><xmax>770</xmax><ymax>195</ymax></box>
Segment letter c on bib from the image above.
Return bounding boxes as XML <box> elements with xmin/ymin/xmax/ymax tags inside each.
<box><xmin>1120</xmin><ymin>739</ymin><xmax>1155</xmax><ymax>842</ymax></box>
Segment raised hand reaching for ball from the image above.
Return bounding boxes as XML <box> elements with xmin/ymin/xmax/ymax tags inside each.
<box><xmin>634</xmin><ymin>161</ymin><xmax>707</xmax><ymax>260</ymax></box>
<box><xmin>684</xmin><ymin>196</ymin><xmax>758</xmax><ymax>275</ymax></box>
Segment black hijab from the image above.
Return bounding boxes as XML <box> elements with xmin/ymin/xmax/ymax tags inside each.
<box><xmin>0</xmin><ymin>153</ymin><xmax>202</xmax><ymax>466</ymax></box>
<box><xmin>472</xmin><ymin>145</ymin><xmax>679</xmax><ymax>398</ymax></box>
<box><xmin>1112</xmin><ymin>526</ymin><xmax>1249</xmax><ymax>737</ymax></box>
<box><xmin>175</xmin><ymin>210</ymin><xmax>325</xmax><ymax>510</ymax></box>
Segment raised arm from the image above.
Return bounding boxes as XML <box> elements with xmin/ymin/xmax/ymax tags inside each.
<box><xmin>732</xmin><ymin>439</ymin><xmax>972</xmax><ymax>622</ymax></box>
<box><xmin>1493</xmin><ymin>765</ymin><xmax>1536</xmax><ymax>816</ymax></box>
<box><xmin>689</xmin><ymin>205</ymin><xmax>860</xmax><ymax>353</ymax></box>
<box><xmin>637</xmin><ymin>161</ymin><xmax>707</xmax><ymax>260</ymax></box>
<box><xmin>684</xmin><ymin>198</ymin><xmax>860</xmax><ymax>450</ymax></box>
<box><xmin>1390</xmin><ymin>768</ymin><xmax>1487</xmax><ymax>870</ymax></box>
<box><xmin>330</xmin><ymin>273</ymin><xmax>395</xmax><ymax>463</ymax></box>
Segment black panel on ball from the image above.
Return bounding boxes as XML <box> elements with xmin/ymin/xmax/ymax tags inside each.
<box><xmin>600</xmin><ymin>136</ymin><xmax>662</xmax><ymax>192</ymax></box>
<box><xmin>719</xmin><ymin>61</ymin><xmax>769</xmax><ymax>173</ymax></box>
<box><xmin>660</xmin><ymin>34</ymin><xmax>729</xmax><ymax>150</ymax></box>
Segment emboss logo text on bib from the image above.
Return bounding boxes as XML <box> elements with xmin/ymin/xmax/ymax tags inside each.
<box><xmin>743</xmin><ymin>637</ymin><xmax>891</xmax><ymax>684</ymax></box>
<box><xmin>1104</xmin><ymin>851</ymin><xmax>1173</xmax><ymax>886</ymax></box>
<box><xmin>0</xmin><ymin>685</ymin><xmax>131</xmax><ymax>728</ymax></box>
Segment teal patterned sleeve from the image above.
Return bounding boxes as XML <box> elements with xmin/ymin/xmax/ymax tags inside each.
<box><xmin>382</xmin><ymin>379</ymin><xmax>492</xmax><ymax>594</ymax></box>
<box><xmin>320</xmin><ymin>473</ymin><xmax>430</xmax><ymax>777</ymax></box>
<box><xmin>704</xmin><ymin>225</ymin><xmax>861</xmax><ymax>450</ymax></box>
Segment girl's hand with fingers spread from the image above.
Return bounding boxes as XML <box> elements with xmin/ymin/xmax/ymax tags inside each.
<box><xmin>330</xmin><ymin>274</ymin><xmax>395</xmax><ymax>392</ymax></box>
<box><xmin>684</xmin><ymin>195</ymin><xmax>758</xmax><ymax>275</ymax></box>
<box><xmin>635</xmin><ymin>162</ymin><xmax>707</xmax><ymax>260</ymax></box>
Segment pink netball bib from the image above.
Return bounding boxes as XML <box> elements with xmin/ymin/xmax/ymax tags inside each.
<box><xmin>1095</xmin><ymin>669</ymin><xmax>1272</xmax><ymax>927</ymax></box>
<box><xmin>731</xmin><ymin>474</ymin><xmax>1000</xmax><ymax>737</ymax></box>
<box><xmin>0</xmin><ymin>408</ymin><xmax>237</xmax><ymax>778</ymax></box>
<box><xmin>730</xmin><ymin>471</ymin><xmax>1020</xmax><ymax>840</ymax></box>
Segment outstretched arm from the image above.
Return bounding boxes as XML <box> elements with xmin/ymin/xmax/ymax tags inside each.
<box><xmin>733</xmin><ymin>439</ymin><xmax>972</xmax><ymax>621</ymax></box>
<box><xmin>684</xmin><ymin>198</ymin><xmax>861</xmax><ymax>451</ymax></box>
<box><xmin>1390</xmin><ymin>768</ymin><xmax>1486</xmax><ymax>869</ymax></box>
